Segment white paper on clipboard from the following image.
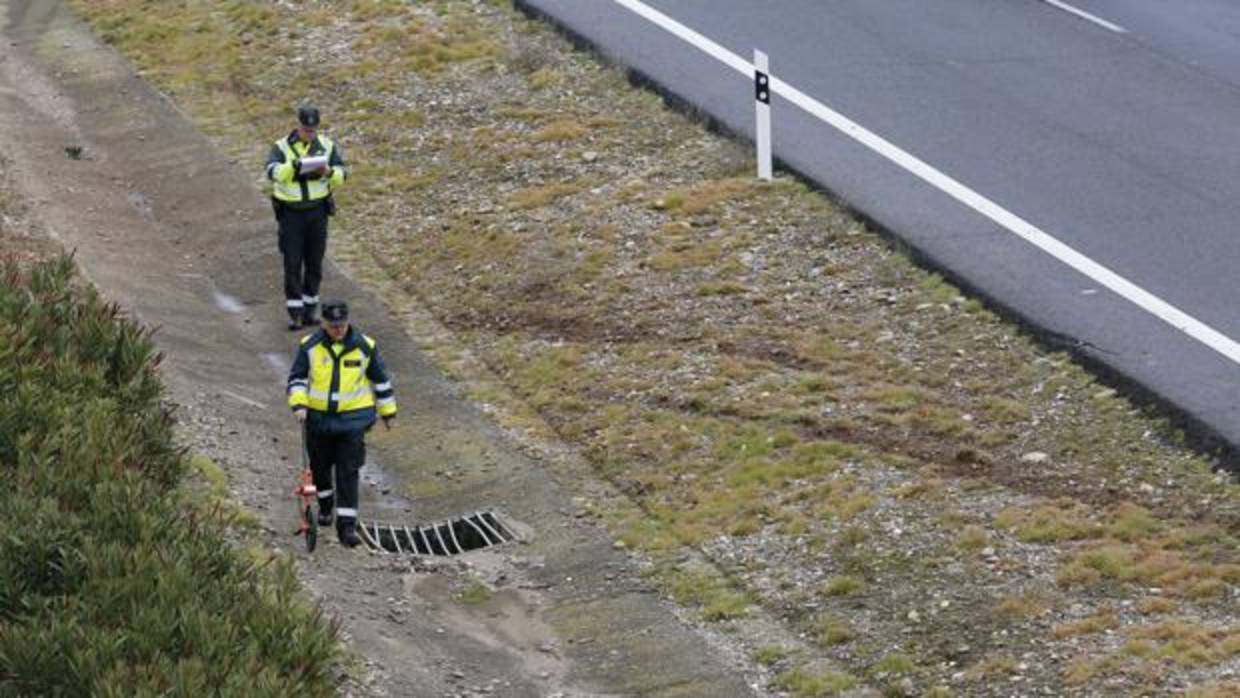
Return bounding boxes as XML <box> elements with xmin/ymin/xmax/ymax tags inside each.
<box><xmin>298</xmin><ymin>155</ymin><xmax>328</xmax><ymax>173</ymax></box>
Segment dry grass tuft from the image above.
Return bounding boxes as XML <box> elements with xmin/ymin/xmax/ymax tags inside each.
<box><xmin>963</xmin><ymin>653</ymin><xmax>1018</xmax><ymax>682</ymax></box>
<box><xmin>509</xmin><ymin>182</ymin><xmax>585</xmax><ymax>209</ymax></box>
<box><xmin>1052</xmin><ymin>607</ymin><xmax>1119</xmax><ymax>639</ymax></box>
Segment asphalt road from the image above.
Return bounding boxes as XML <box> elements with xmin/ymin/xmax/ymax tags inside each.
<box><xmin>518</xmin><ymin>0</ymin><xmax>1240</xmax><ymax>462</ymax></box>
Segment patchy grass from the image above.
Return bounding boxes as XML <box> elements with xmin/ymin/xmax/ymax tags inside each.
<box><xmin>662</xmin><ymin>178</ymin><xmax>757</xmax><ymax>216</ymax></box>
<box><xmin>753</xmin><ymin>644</ymin><xmax>787</xmax><ymax>666</ymax></box>
<box><xmin>1107</xmin><ymin>502</ymin><xmax>1161</xmax><ymax>542</ymax></box>
<box><xmin>509</xmin><ymin>182</ymin><xmax>586</xmax><ymax>209</ymax></box>
<box><xmin>994</xmin><ymin>589</ymin><xmax>1054</xmax><ymax>620</ymax></box>
<box><xmin>1056</xmin><ymin>535</ymin><xmax>1238</xmax><ymax>598</ymax></box>
<box><xmin>815</xmin><ymin>615</ymin><xmax>855</xmax><ymax>647</ymax></box>
<box><xmin>1063</xmin><ymin>654</ymin><xmax>1123</xmax><ymax>686</ymax></box>
<box><xmin>869</xmin><ymin>652</ymin><xmax>917</xmax><ymax>676</ymax></box>
<box><xmin>458</xmin><ymin>577</ymin><xmax>493</xmax><ymax>605</ymax></box>
<box><xmin>1052</xmin><ymin>607</ymin><xmax>1119</xmax><ymax>639</ymax></box>
<box><xmin>1128</xmin><ymin>621</ymin><xmax>1240</xmax><ymax>667</ymax></box>
<box><xmin>773</xmin><ymin>668</ymin><xmax>859</xmax><ymax>697</ymax></box>
<box><xmin>963</xmin><ymin>653</ymin><xmax>1018</xmax><ymax>682</ymax></box>
<box><xmin>695</xmin><ymin>280</ymin><xmax>749</xmax><ymax>297</ymax></box>
<box><xmin>665</xmin><ymin>564</ymin><xmax>751</xmax><ymax>621</ymax></box>
<box><xmin>1137</xmin><ymin>596</ymin><xmax>1179</xmax><ymax>616</ymax></box>
<box><xmin>1063</xmin><ymin>620</ymin><xmax>1240</xmax><ymax>687</ymax></box>
<box><xmin>67</xmin><ymin>0</ymin><xmax>1239</xmax><ymax>695</ymax></box>
<box><xmin>955</xmin><ymin>524</ymin><xmax>990</xmax><ymax>554</ymax></box>
<box><xmin>187</xmin><ymin>453</ymin><xmax>260</xmax><ymax>529</ymax></box>
<box><xmin>995</xmin><ymin>502</ymin><xmax>1099</xmax><ymax>543</ymax></box>
<box><xmin>527</xmin><ymin>66</ymin><xmax>561</xmax><ymax>90</ymax></box>
<box><xmin>532</xmin><ymin>118</ymin><xmax>589</xmax><ymax>142</ymax></box>
<box><xmin>821</xmin><ymin>575</ymin><xmax>866</xmax><ymax>597</ymax></box>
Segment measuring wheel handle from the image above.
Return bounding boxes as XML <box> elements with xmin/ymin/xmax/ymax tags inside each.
<box><xmin>294</xmin><ymin>423</ymin><xmax>319</xmax><ymax>552</ymax></box>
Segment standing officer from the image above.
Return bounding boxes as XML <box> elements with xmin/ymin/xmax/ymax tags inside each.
<box><xmin>287</xmin><ymin>299</ymin><xmax>396</xmax><ymax>547</ymax></box>
<box><xmin>266</xmin><ymin>104</ymin><xmax>347</xmax><ymax>330</ymax></box>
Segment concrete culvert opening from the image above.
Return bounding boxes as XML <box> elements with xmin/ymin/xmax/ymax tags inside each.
<box><xmin>358</xmin><ymin>511</ymin><xmax>518</xmax><ymax>555</ymax></box>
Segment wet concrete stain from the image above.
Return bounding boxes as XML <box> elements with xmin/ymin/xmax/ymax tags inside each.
<box><xmin>259</xmin><ymin>351</ymin><xmax>291</xmax><ymax>376</ymax></box>
<box><xmin>211</xmin><ymin>287</ymin><xmax>245</xmax><ymax>314</ymax></box>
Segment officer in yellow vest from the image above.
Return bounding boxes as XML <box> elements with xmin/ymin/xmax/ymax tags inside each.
<box><xmin>266</xmin><ymin>105</ymin><xmax>347</xmax><ymax>330</ymax></box>
<box><xmin>287</xmin><ymin>299</ymin><xmax>396</xmax><ymax>547</ymax></box>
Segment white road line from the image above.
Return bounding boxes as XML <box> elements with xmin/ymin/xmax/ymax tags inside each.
<box><xmin>1042</xmin><ymin>0</ymin><xmax>1127</xmax><ymax>34</ymax></box>
<box><xmin>614</xmin><ymin>0</ymin><xmax>749</xmax><ymax>72</ymax></box>
<box><xmin>610</xmin><ymin>0</ymin><xmax>1240</xmax><ymax>365</ymax></box>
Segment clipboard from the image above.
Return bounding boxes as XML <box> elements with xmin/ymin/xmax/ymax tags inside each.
<box><xmin>298</xmin><ymin>155</ymin><xmax>328</xmax><ymax>174</ymax></box>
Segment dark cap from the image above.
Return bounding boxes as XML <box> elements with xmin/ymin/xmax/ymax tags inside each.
<box><xmin>297</xmin><ymin>105</ymin><xmax>321</xmax><ymax>128</ymax></box>
<box><xmin>321</xmin><ymin>299</ymin><xmax>349</xmax><ymax>323</ymax></box>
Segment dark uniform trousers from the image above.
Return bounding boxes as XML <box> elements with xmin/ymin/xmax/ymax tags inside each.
<box><xmin>276</xmin><ymin>202</ymin><xmax>329</xmax><ymax>320</ymax></box>
<box><xmin>308</xmin><ymin>428</ymin><xmax>364</xmax><ymax>524</ymax></box>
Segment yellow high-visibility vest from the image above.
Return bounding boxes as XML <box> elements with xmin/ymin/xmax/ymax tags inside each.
<box><xmin>288</xmin><ymin>333</ymin><xmax>396</xmax><ymax>417</ymax></box>
<box><xmin>269</xmin><ymin>135</ymin><xmax>345</xmax><ymax>204</ymax></box>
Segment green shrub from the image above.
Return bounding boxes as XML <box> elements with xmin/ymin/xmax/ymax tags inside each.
<box><xmin>0</xmin><ymin>257</ymin><xmax>338</xmax><ymax>696</ymax></box>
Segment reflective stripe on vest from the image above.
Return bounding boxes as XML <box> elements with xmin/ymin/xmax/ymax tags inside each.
<box><xmin>306</xmin><ymin>386</ymin><xmax>371</xmax><ymax>404</ymax></box>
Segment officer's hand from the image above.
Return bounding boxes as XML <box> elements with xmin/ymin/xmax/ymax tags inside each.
<box><xmin>382</xmin><ymin>415</ymin><xmax>394</xmax><ymax>431</ymax></box>
<box><xmin>294</xmin><ymin>408</ymin><xmax>307</xmax><ymax>423</ymax></box>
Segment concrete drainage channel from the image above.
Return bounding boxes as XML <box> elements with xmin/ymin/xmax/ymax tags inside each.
<box><xmin>358</xmin><ymin>511</ymin><xmax>519</xmax><ymax>555</ymax></box>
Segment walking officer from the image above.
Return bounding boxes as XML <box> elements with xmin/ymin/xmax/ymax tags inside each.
<box><xmin>287</xmin><ymin>300</ymin><xmax>396</xmax><ymax>547</ymax></box>
<box><xmin>266</xmin><ymin>104</ymin><xmax>347</xmax><ymax>330</ymax></box>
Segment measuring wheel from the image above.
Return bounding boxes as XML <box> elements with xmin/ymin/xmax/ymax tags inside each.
<box><xmin>293</xmin><ymin>424</ymin><xmax>319</xmax><ymax>553</ymax></box>
<box><xmin>303</xmin><ymin>503</ymin><xmax>317</xmax><ymax>552</ymax></box>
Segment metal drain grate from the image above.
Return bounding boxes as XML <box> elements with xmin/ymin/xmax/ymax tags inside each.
<box><xmin>358</xmin><ymin>511</ymin><xmax>518</xmax><ymax>555</ymax></box>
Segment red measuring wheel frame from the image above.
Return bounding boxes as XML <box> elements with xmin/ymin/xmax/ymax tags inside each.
<box><xmin>293</xmin><ymin>423</ymin><xmax>317</xmax><ymax>552</ymax></box>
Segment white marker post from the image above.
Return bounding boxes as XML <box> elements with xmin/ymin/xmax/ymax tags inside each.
<box><xmin>754</xmin><ymin>49</ymin><xmax>772</xmax><ymax>181</ymax></box>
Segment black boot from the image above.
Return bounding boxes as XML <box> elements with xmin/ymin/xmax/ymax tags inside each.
<box><xmin>316</xmin><ymin>508</ymin><xmax>334</xmax><ymax>527</ymax></box>
<box><xmin>287</xmin><ymin>307</ymin><xmax>302</xmax><ymax>331</ymax></box>
<box><xmin>301</xmin><ymin>302</ymin><xmax>319</xmax><ymax>327</ymax></box>
<box><xmin>337</xmin><ymin>521</ymin><xmax>361</xmax><ymax>548</ymax></box>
